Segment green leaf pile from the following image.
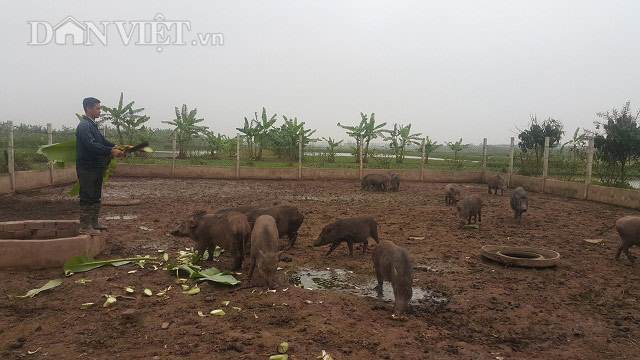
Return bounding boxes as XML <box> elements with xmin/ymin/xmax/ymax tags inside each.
<box><xmin>63</xmin><ymin>254</ymin><xmax>157</xmax><ymax>275</ymax></box>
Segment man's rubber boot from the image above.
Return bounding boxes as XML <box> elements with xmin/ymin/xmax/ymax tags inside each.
<box><xmin>79</xmin><ymin>205</ymin><xmax>100</xmax><ymax>236</ymax></box>
<box><xmin>91</xmin><ymin>204</ymin><xmax>108</xmax><ymax>231</ymax></box>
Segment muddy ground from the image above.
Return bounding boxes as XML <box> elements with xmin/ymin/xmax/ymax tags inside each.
<box><xmin>1</xmin><ymin>177</ymin><xmax>640</xmax><ymax>359</ymax></box>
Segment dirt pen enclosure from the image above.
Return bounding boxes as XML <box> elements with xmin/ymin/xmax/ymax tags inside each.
<box><xmin>1</xmin><ymin>176</ymin><xmax>640</xmax><ymax>359</ymax></box>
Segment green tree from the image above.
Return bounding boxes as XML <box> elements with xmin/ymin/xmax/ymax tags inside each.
<box><xmin>269</xmin><ymin>116</ymin><xmax>317</xmax><ymax>161</ymax></box>
<box><xmin>447</xmin><ymin>138</ymin><xmax>470</xmax><ymax>170</ymax></box>
<box><xmin>423</xmin><ymin>136</ymin><xmax>441</xmax><ymax>164</ymax></box>
<box><xmin>204</xmin><ymin>131</ymin><xmax>229</xmax><ymax>159</ymax></box>
<box><xmin>338</xmin><ymin>112</ymin><xmax>386</xmax><ymax>163</ymax></box>
<box><xmin>322</xmin><ymin>137</ymin><xmax>344</xmax><ymax>163</ymax></box>
<box><xmin>594</xmin><ymin>101</ymin><xmax>640</xmax><ymax>186</ymax></box>
<box><xmin>162</xmin><ymin>104</ymin><xmax>208</xmax><ymax>158</ymax></box>
<box><xmin>100</xmin><ymin>92</ymin><xmax>149</xmax><ymax>145</ymax></box>
<box><xmin>255</xmin><ymin>107</ymin><xmax>277</xmax><ymax>160</ymax></box>
<box><xmin>517</xmin><ymin>116</ymin><xmax>564</xmax><ymax>175</ymax></box>
<box><xmin>236</xmin><ymin>114</ymin><xmax>260</xmax><ymax>160</ymax></box>
<box><xmin>382</xmin><ymin>123</ymin><xmax>422</xmax><ymax>164</ymax></box>
<box><xmin>556</xmin><ymin>127</ymin><xmax>588</xmax><ymax>181</ymax></box>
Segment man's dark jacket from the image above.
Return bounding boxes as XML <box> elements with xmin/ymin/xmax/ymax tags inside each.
<box><xmin>76</xmin><ymin>115</ymin><xmax>114</xmax><ymax>172</ymax></box>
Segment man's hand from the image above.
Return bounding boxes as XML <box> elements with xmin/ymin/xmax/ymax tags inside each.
<box><xmin>111</xmin><ymin>148</ymin><xmax>125</xmax><ymax>158</ymax></box>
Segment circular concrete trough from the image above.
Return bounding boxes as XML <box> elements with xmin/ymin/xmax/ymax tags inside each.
<box><xmin>0</xmin><ymin>220</ymin><xmax>106</xmax><ymax>269</ymax></box>
<box><xmin>482</xmin><ymin>245</ymin><xmax>560</xmax><ymax>268</ymax></box>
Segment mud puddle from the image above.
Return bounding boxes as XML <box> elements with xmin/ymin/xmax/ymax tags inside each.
<box><xmin>289</xmin><ymin>268</ymin><xmax>447</xmax><ymax>304</ymax></box>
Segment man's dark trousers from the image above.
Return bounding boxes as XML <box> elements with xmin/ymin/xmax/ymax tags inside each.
<box><xmin>77</xmin><ymin>168</ymin><xmax>103</xmax><ymax>206</ymax></box>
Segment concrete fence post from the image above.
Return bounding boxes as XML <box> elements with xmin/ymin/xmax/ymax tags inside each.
<box><xmin>236</xmin><ymin>133</ymin><xmax>240</xmax><ymax>179</ymax></box>
<box><xmin>482</xmin><ymin>138</ymin><xmax>487</xmax><ymax>170</ymax></box>
<box><xmin>7</xmin><ymin>121</ymin><xmax>15</xmax><ymax>192</ymax></box>
<box><xmin>171</xmin><ymin>130</ymin><xmax>176</xmax><ymax>177</ymax></box>
<box><xmin>421</xmin><ymin>137</ymin><xmax>426</xmax><ymax>181</ymax></box>
<box><xmin>542</xmin><ymin>136</ymin><xmax>550</xmax><ymax>192</ymax></box>
<box><xmin>298</xmin><ymin>133</ymin><xmax>302</xmax><ymax>180</ymax></box>
<box><xmin>508</xmin><ymin>137</ymin><xmax>514</xmax><ymax>187</ymax></box>
<box><xmin>359</xmin><ymin>141</ymin><xmax>363</xmax><ymax>180</ymax></box>
<box><xmin>47</xmin><ymin>123</ymin><xmax>53</xmax><ymax>184</ymax></box>
<box><xmin>584</xmin><ymin>137</ymin><xmax>594</xmax><ymax>199</ymax></box>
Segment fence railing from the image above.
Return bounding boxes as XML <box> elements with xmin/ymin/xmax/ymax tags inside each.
<box><xmin>2</xmin><ymin>122</ymin><xmax>639</xmax><ymax>191</ymax></box>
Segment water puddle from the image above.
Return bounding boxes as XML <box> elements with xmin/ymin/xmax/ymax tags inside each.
<box><xmin>105</xmin><ymin>215</ymin><xmax>138</xmax><ymax>220</ymax></box>
<box><xmin>289</xmin><ymin>268</ymin><xmax>447</xmax><ymax>304</ymax></box>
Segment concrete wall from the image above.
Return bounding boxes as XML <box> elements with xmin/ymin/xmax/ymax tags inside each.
<box><xmin>588</xmin><ymin>184</ymin><xmax>640</xmax><ymax>209</ymax></box>
<box><xmin>0</xmin><ymin>167</ymin><xmax>77</xmax><ymax>195</ymax></box>
<box><xmin>510</xmin><ymin>174</ymin><xmax>545</xmax><ymax>193</ymax></box>
<box><xmin>2</xmin><ymin>164</ymin><xmax>639</xmax><ymax>209</ymax></box>
<box><xmin>544</xmin><ymin>179</ymin><xmax>585</xmax><ymax>200</ymax></box>
<box><xmin>0</xmin><ymin>174</ymin><xmax>11</xmax><ymax>195</ymax></box>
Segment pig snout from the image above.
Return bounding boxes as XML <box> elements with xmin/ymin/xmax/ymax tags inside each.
<box><xmin>170</xmin><ymin>229</ymin><xmax>181</xmax><ymax>236</ymax></box>
<box><xmin>313</xmin><ymin>237</ymin><xmax>325</xmax><ymax>247</ymax></box>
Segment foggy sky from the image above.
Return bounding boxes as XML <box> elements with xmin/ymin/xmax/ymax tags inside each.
<box><xmin>1</xmin><ymin>0</ymin><xmax>639</xmax><ymax>144</ymax></box>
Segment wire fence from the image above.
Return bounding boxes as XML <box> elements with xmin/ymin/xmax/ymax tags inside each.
<box><xmin>2</xmin><ymin>122</ymin><xmax>639</xmax><ymax>189</ymax></box>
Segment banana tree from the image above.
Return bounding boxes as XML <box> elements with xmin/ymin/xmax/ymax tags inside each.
<box><xmin>382</xmin><ymin>123</ymin><xmax>422</xmax><ymax>164</ymax></box>
<box><xmin>337</xmin><ymin>118</ymin><xmax>365</xmax><ymax>163</ymax></box>
<box><xmin>100</xmin><ymin>92</ymin><xmax>149</xmax><ymax>145</ymax></box>
<box><xmin>256</xmin><ymin>107</ymin><xmax>277</xmax><ymax>160</ymax></box>
<box><xmin>338</xmin><ymin>112</ymin><xmax>386</xmax><ymax>163</ymax></box>
<box><xmin>322</xmin><ymin>137</ymin><xmax>344</xmax><ymax>163</ymax></box>
<box><xmin>162</xmin><ymin>104</ymin><xmax>208</xmax><ymax>158</ymax></box>
<box><xmin>361</xmin><ymin>113</ymin><xmax>387</xmax><ymax>163</ymax></box>
<box><xmin>423</xmin><ymin>136</ymin><xmax>441</xmax><ymax>164</ymax></box>
<box><xmin>204</xmin><ymin>131</ymin><xmax>229</xmax><ymax>159</ymax></box>
<box><xmin>446</xmin><ymin>138</ymin><xmax>470</xmax><ymax>170</ymax></box>
<box><xmin>269</xmin><ymin>116</ymin><xmax>317</xmax><ymax>161</ymax></box>
<box><xmin>236</xmin><ymin>114</ymin><xmax>260</xmax><ymax>160</ymax></box>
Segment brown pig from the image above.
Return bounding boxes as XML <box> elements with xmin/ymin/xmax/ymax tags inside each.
<box><xmin>457</xmin><ymin>194</ymin><xmax>482</xmax><ymax>226</ymax></box>
<box><xmin>444</xmin><ymin>183</ymin><xmax>461</xmax><ymax>205</ymax></box>
<box><xmin>313</xmin><ymin>216</ymin><xmax>379</xmax><ymax>256</ymax></box>
<box><xmin>361</xmin><ymin>173</ymin><xmax>391</xmax><ymax>191</ymax></box>
<box><xmin>246</xmin><ymin>205</ymin><xmax>304</xmax><ymax>248</ymax></box>
<box><xmin>372</xmin><ymin>240</ymin><xmax>413</xmax><ymax>316</ymax></box>
<box><xmin>487</xmin><ymin>174</ymin><xmax>507</xmax><ymax>195</ymax></box>
<box><xmin>248</xmin><ymin>215</ymin><xmax>283</xmax><ymax>288</ymax></box>
<box><xmin>170</xmin><ymin>210</ymin><xmax>250</xmax><ymax>270</ymax></box>
<box><xmin>615</xmin><ymin>216</ymin><xmax>640</xmax><ymax>263</ymax></box>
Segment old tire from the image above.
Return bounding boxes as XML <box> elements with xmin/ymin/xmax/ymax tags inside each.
<box><xmin>101</xmin><ymin>199</ymin><xmax>142</xmax><ymax>206</ymax></box>
<box><xmin>481</xmin><ymin>245</ymin><xmax>560</xmax><ymax>268</ymax></box>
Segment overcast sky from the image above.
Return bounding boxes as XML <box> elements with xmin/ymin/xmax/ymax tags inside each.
<box><xmin>1</xmin><ymin>0</ymin><xmax>638</xmax><ymax>144</ymax></box>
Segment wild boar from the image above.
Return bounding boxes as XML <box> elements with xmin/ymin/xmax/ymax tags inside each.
<box><xmin>313</xmin><ymin>215</ymin><xmax>379</xmax><ymax>256</ymax></box>
<box><xmin>390</xmin><ymin>173</ymin><xmax>400</xmax><ymax>192</ymax></box>
<box><xmin>372</xmin><ymin>240</ymin><xmax>413</xmax><ymax>316</ymax></box>
<box><xmin>170</xmin><ymin>210</ymin><xmax>250</xmax><ymax>270</ymax></box>
<box><xmin>510</xmin><ymin>187</ymin><xmax>528</xmax><ymax>219</ymax></box>
<box><xmin>487</xmin><ymin>174</ymin><xmax>507</xmax><ymax>195</ymax></box>
<box><xmin>246</xmin><ymin>205</ymin><xmax>304</xmax><ymax>248</ymax></box>
<box><xmin>215</xmin><ymin>205</ymin><xmax>260</xmax><ymax>215</ymax></box>
<box><xmin>457</xmin><ymin>194</ymin><xmax>482</xmax><ymax>226</ymax></box>
<box><xmin>361</xmin><ymin>174</ymin><xmax>391</xmax><ymax>191</ymax></box>
<box><xmin>248</xmin><ymin>215</ymin><xmax>283</xmax><ymax>288</ymax></box>
<box><xmin>444</xmin><ymin>184</ymin><xmax>461</xmax><ymax>205</ymax></box>
<box><xmin>615</xmin><ymin>216</ymin><xmax>640</xmax><ymax>263</ymax></box>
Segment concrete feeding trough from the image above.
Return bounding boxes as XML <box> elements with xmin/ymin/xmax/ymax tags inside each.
<box><xmin>481</xmin><ymin>245</ymin><xmax>560</xmax><ymax>268</ymax></box>
<box><xmin>0</xmin><ymin>220</ymin><xmax>106</xmax><ymax>269</ymax></box>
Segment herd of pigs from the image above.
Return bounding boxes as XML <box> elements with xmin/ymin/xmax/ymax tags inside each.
<box><xmin>170</xmin><ymin>173</ymin><xmax>640</xmax><ymax>316</ymax></box>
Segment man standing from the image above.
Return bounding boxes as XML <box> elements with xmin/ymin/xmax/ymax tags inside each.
<box><xmin>76</xmin><ymin>97</ymin><xmax>123</xmax><ymax>235</ymax></box>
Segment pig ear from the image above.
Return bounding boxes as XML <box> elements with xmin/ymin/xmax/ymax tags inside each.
<box><xmin>188</xmin><ymin>220</ymin><xmax>197</xmax><ymax>228</ymax></box>
<box><xmin>193</xmin><ymin>210</ymin><xmax>206</xmax><ymax>220</ymax></box>
<box><xmin>276</xmin><ymin>250</ymin><xmax>284</xmax><ymax>259</ymax></box>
